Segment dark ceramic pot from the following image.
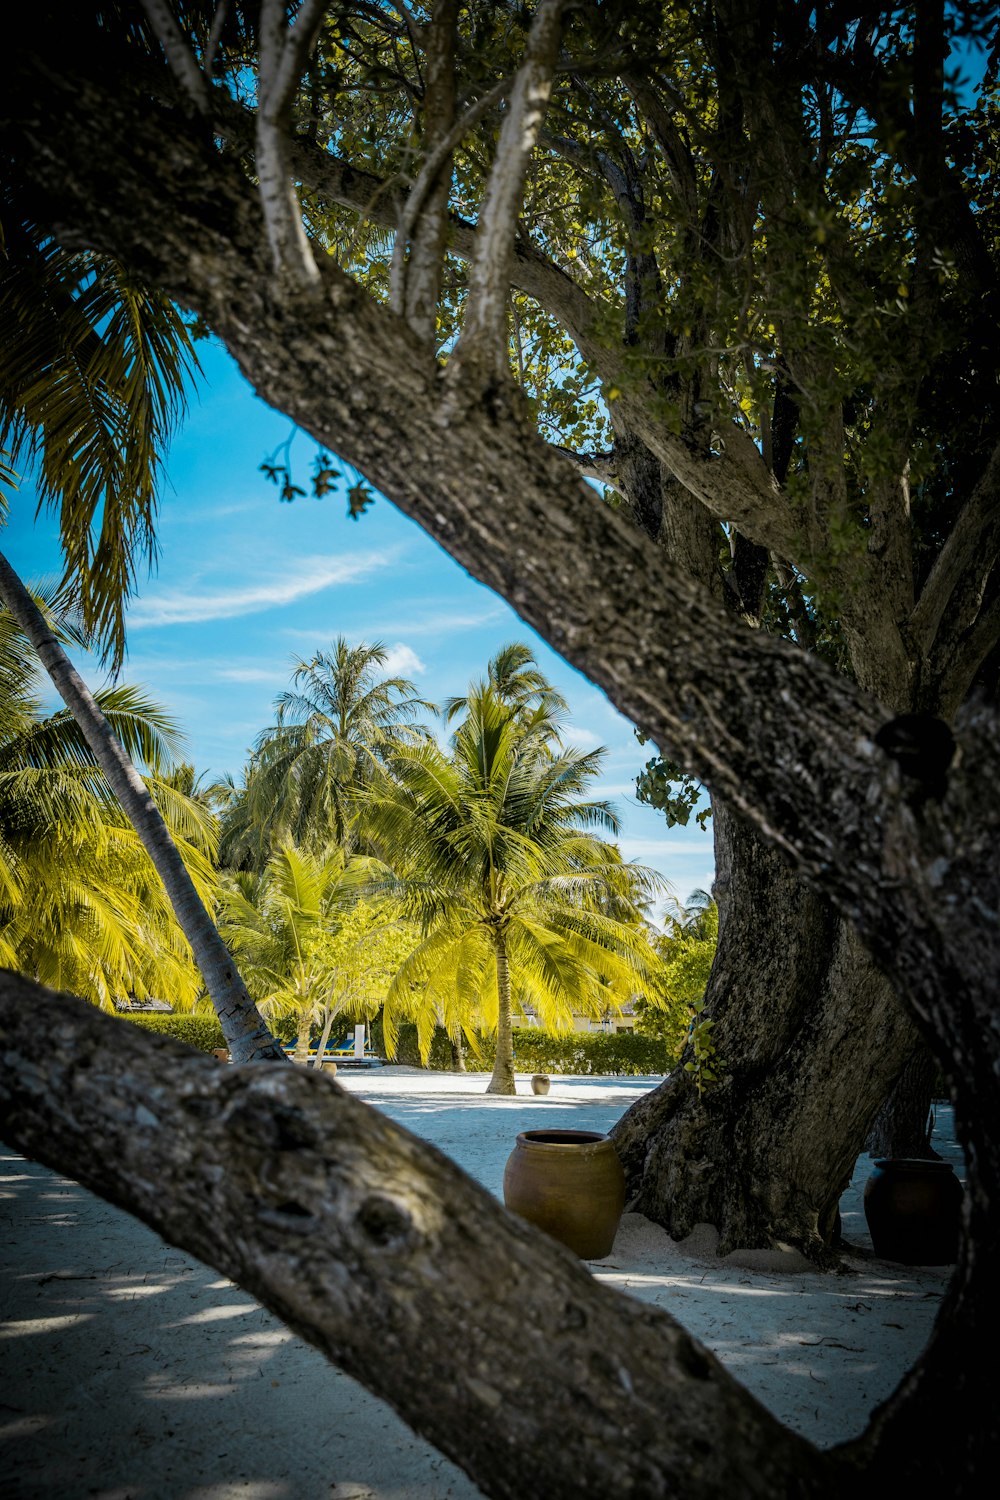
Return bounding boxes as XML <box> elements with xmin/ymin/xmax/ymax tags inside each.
<box><xmin>864</xmin><ymin>1157</ymin><xmax>963</xmax><ymax>1265</ymax></box>
<box><xmin>503</xmin><ymin>1129</ymin><xmax>625</xmax><ymax>1259</ymax></box>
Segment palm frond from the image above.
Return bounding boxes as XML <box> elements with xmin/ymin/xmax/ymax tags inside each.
<box><xmin>0</xmin><ymin>210</ymin><xmax>200</xmax><ymax>665</ymax></box>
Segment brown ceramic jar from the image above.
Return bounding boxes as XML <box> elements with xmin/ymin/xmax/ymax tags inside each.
<box><xmin>502</xmin><ymin>1129</ymin><xmax>626</xmax><ymax>1259</ymax></box>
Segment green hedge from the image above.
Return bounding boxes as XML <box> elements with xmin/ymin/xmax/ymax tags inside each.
<box><xmin>118</xmin><ymin>1012</ymin><xmax>226</xmax><ymax>1053</ymax></box>
<box><xmin>369</xmin><ymin>1016</ymin><xmax>456</xmax><ymax>1069</ymax></box>
<box><xmin>372</xmin><ymin>1018</ymin><xmax>672</xmax><ymax>1075</ymax></box>
<box><xmin>117</xmin><ymin>1012</ymin><xmax>672</xmax><ymax>1072</ymax></box>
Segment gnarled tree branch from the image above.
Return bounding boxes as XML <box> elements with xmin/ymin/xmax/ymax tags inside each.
<box><xmin>0</xmin><ymin>973</ymin><xmax>840</xmax><ymax>1500</ymax></box>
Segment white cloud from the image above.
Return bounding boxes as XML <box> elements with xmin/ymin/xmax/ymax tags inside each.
<box><xmin>280</xmin><ymin>604</ymin><xmax>510</xmax><ymax>643</ymax></box>
<box><xmin>127</xmin><ymin>553</ymin><xmax>394</xmax><ymax>628</ymax></box>
<box><xmin>381</xmin><ymin>643</ymin><xmax>427</xmax><ymax>677</ymax></box>
<box><xmin>564</xmin><ymin>726</ymin><xmax>604</xmax><ymax>751</ymax></box>
<box><xmin>618</xmin><ymin>836</ymin><xmax>714</xmax><ymax>860</ymax></box>
<box><xmin>214</xmin><ymin>666</ymin><xmax>288</xmax><ymax>684</ymax></box>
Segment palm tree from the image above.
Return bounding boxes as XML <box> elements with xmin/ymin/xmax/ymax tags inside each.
<box><xmin>364</xmin><ymin>680</ymin><xmax>662</xmax><ymax>1094</ymax></box>
<box><xmin>219</xmin><ymin>843</ymin><xmax>368</xmax><ymax>1061</ymax></box>
<box><xmin>225</xmin><ymin>638</ymin><xmax>433</xmax><ymax>862</ymax></box>
<box><xmin>0</xmin><ymin>556</ymin><xmax>284</xmax><ymax>1061</ymax></box>
<box><xmin>0</xmin><ymin>214</ymin><xmax>281</xmax><ymax>1060</ymax></box>
<box><xmin>0</xmin><ymin>609</ymin><xmax>216</xmax><ymax>1009</ymax></box>
<box><xmin>442</xmin><ymin>641</ymin><xmax>568</xmax><ymax>726</ymax></box>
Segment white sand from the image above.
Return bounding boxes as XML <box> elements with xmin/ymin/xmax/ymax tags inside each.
<box><xmin>0</xmin><ymin>1068</ymin><xmax>963</xmax><ymax>1499</ymax></box>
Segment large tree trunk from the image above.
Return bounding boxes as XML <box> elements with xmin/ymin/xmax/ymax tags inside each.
<box><xmin>865</xmin><ymin>1045</ymin><xmax>942</xmax><ymax>1160</ymax></box>
<box><xmin>1</xmin><ymin>965</ymin><xmax>996</xmax><ymax>1497</ymax></box>
<box><xmin>0</xmin><ymin>550</ymin><xmax>284</xmax><ymax>1065</ymax></box>
<box><xmin>613</xmin><ymin>802</ymin><xmax>923</xmax><ymax>1257</ymax></box>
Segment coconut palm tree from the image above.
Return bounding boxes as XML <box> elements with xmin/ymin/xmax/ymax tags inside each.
<box><xmin>0</xmin><ymin>553</ymin><xmax>284</xmax><ymax>1060</ymax></box>
<box><xmin>0</xmin><ymin>212</ymin><xmax>281</xmax><ymax>1060</ymax></box>
<box><xmin>0</xmin><ymin>609</ymin><xmax>217</xmax><ymax>1009</ymax></box>
<box><xmin>441</xmin><ymin>641</ymin><xmax>568</xmax><ymax>727</ymax></box>
<box><xmin>219</xmin><ymin>843</ymin><xmax>371</xmax><ymax>1060</ymax></box>
<box><xmin>224</xmin><ymin>638</ymin><xmax>433</xmax><ymax>863</ymax></box>
<box><xmin>364</xmin><ymin>680</ymin><xmax>662</xmax><ymax>1094</ymax></box>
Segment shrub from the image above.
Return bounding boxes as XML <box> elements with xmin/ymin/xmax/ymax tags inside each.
<box><xmin>370</xmin><ymin>1015</ymin><xmax>672</xmax><ymax>1075</ymax></box>
<box><xmin>369</xmin><ymin>1016</ymin><xmax>455</xmax><ymax>1069</ymax></box>
<box><xmin>118</xmin><ymin>1012</ymin><xmax>226</xmax><ymax>1054</ymax></box>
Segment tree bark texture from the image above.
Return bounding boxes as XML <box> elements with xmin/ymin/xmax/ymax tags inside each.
<box><xmin>0</xmin><ymin>972</ymin><xmax>839</xmax><ymax>1500</ymax></box>
<box><xmin>864</xmin><ymin>1045</ymin><xmax>942</xmax><ymax>1161</ymax></box>
<box><xmin>486</xmin><ymin>929</ymin><xmax>516</xmax><ymax>1095</ymax></box>
<box><xmin>613</xmin><ymin>803</ymin><xmax>923</xmax><ymax>1257</ymax></box>
<box><xmin>0</xmin><ymin>548</ymin><xmax>284</xmax><ymax>1065</ymax></box>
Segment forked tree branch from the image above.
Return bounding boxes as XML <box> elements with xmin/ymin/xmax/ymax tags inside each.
<box><xmin>390</xmin><ymin>74</ymin><xmax>509</xmax><ymax>331</ymax></box>
<box><xmin>455</xmin><ymin>0</ymin><xmax>568</xmax><ymax>378</ymax></box>
<box><xmin>256</xmin><ymin>0</ymin><xmax>327</xmax><ymax>286</ymax></box>
<box><xmin>205</xmin><ymin>90</ymin><xmax>800</xmax><ymax>556</ymax></box>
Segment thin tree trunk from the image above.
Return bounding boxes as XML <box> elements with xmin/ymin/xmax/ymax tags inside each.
<box><xmin>450</xmin><ymin>1030</ymin><xmax>467</xmax><ymax>1072</ymax></box>
<box><xmin>0</xmin><ymin>549</ymin><xmax>284</xmax><ymax>1064</ymax></box>
<box><xmin>487</xmin><ymin>929</ymin><xmax>516</xmax><ymax>1095</ymax></box>
<box><xmin>312</xmin><ymin>1004</ymin><xmax>338</xmax><ymax>1067</ymax></box>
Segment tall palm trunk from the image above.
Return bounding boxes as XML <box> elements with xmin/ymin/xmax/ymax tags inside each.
<box><xmin>0</xmin><ymin>549</ymin><xmax>284</xmax><ymax>1064</ymax></box>
<box><xmin>487</xmin><ymin>928</ymin><xmax>516</xmax><ymax>1095</ymax></box>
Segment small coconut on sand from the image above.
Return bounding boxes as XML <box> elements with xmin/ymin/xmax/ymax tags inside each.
<box><xmin>0</xmin><ymin>1068</ymin><xmax>963</xmax><ymax>1499</ymax></box>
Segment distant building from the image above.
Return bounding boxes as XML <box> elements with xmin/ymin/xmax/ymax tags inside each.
<box><xmin>517</xmin><ymin>1002</ymin><xmax>637</xmax><ymax>1035</ymax></box>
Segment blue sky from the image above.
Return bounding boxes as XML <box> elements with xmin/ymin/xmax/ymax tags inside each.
<box><xmin>5</xmin><ymin>340</ymin><xmax>715</xmax><ymax>916</ymax></box>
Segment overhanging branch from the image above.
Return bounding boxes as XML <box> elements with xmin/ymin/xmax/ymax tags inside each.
<box><xmin>0</xmin><ymin>972</ymin><xmax>841</xmax><ymax>1500</ymax></box>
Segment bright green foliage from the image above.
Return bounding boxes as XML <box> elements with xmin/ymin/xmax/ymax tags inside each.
<box><xmin>685</xmin><ymin>996</ymin><xmax>720</xmax><ymax>1098</ymax></box>
<box><xmin>0</xmin><ymin>212</ymin><xmax>200</xmax><ymax>666</ymax></box>
<box><xmin>118</xmin><ymin>1011</ymin><xmax>226</xmax><ymax>1054</ymax></box>
<box><xmin>218</xmin><ymin>842</ymin><xmax>377</xmax><ymax>1058</ymax></box>
<box><xmin>220</xmin><ymin>638</ymin><xmax>433</xmax><ymax>867</ymax></box>
<box><xmin>0</xmin><ymin>606</ymin><xmax>216</xmax><ymax>1008</ymax></box>
<box><xmin>362</xmin><ymin>662</ymin><xmax>662</xmax><ymax>1084</ymax></box>
<box><xmin>305</xmin><ymin>899</ymin><xmax>421</xmax><ymax>1033</ymax></box>
<box><xmin>634</xmin><ymin>735</ymin><xmax>712</xmax><ymax>831</ymax></box>
<box><xmin>636</xmin><ymin>893</ymin><xmax>720</xmax><ymax>1090</ymax></box>
<box><xmin>376</xmin><ymin>1019</ymin><xmax>673</xmax><ymax>1077</ymax></box>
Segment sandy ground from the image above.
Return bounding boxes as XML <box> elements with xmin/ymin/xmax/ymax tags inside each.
<box><xmin>0</xmin><ymin>1067</ymin><xmax>964</xmax><ymax>1499</ymax></box>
